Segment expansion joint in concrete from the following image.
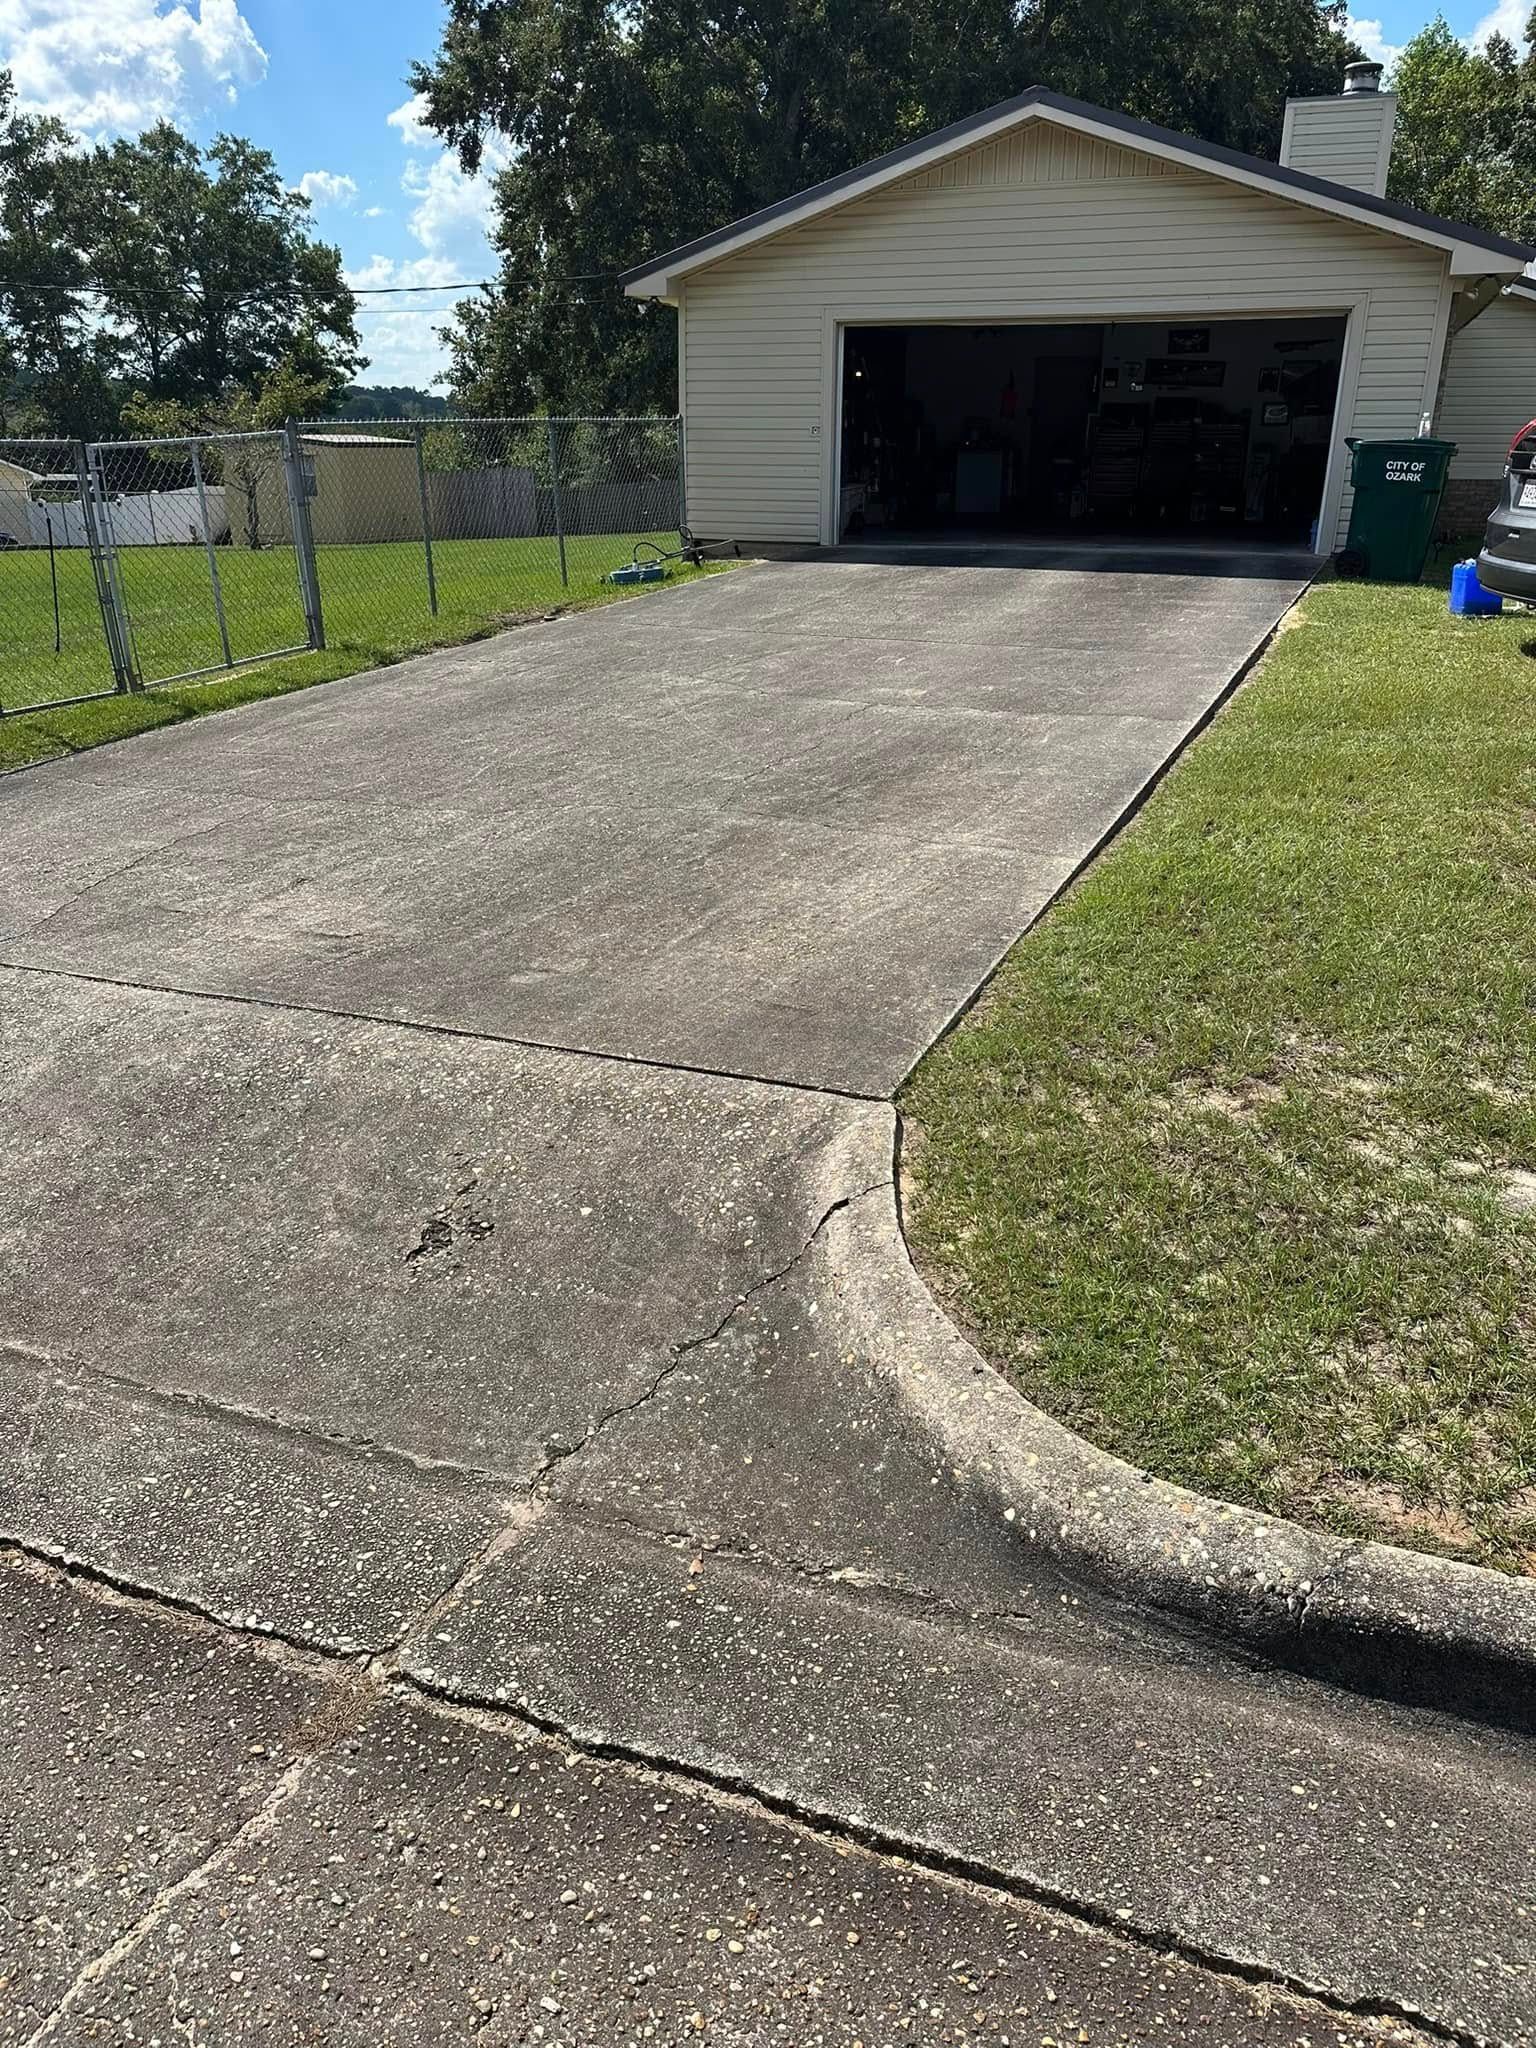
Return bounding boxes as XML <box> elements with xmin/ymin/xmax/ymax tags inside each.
<box><xmin>0</xmin><ymin>1543</ymin><xmax>1488</xmax><ymax>2048</ymax></box>
<box><xmin>0</xmin><ymin>955</ymin><xmax>889</xmax><ymax>1106</ymax></box>
<box><xmin>19</xmin><ymin>1747</ymin><xmax>325</xmax><ymax>2047</ymax></box>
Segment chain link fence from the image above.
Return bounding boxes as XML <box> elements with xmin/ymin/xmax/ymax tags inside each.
<box><xmin>1</xmin><ymin>415</ymin><xmax>685</xmax><ymax>718</ymax></box>
<box><xmin>0</xmin><ymin>437</ymin><xmax>123</xmax><ymax>712</ymax></box>
<box><xmin>293</xmin><ymin>415</ymin><xmax>684</xmax><ymax>636</ymax></box>
<box><xmin>90</xmin><ymin>430</ymin><xmax>317</xmax><ymax>687</ymax></box>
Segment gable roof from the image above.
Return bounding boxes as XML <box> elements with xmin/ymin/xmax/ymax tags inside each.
<box><xmin>622</xmin><ymin>87</ymin><xmax>1532</xmax><ymax>298</ymax></box>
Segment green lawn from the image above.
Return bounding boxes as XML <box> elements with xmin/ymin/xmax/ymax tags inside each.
<box><xmin>1</xmin><ymin>531</ymin><xmax>724</xmax><ymax>769</ymax></box>
<box><xmin>901</xmin><ymin>576</ymin><xmax>1536</xmax><ymax>1574</ymax></box>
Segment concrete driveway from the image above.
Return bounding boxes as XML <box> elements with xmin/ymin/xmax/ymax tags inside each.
<box><xmin>7</xmin><ymin>549</ymin><xmax>1532</xmax><ymax>2044</ymax></box>
<box><xmin>0</xmin><ymin>546</ymin><xmax>1306</xmax><ymax>1525</ymax></box>
<box><xmin>0</xmin><ymin>546</ymin><xmax>1308</xmax><ymax>1094</ymax></box>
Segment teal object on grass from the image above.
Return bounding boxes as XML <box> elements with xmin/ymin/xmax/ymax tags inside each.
<box><xmin>1342</xmin><ymin>437</ymin><xmax>1456</xmax><ymax>583</ymax></box>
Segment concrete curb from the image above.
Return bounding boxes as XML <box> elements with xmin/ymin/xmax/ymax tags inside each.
<box><xmin>837</xmin><ymin>1161</ymin><xmax>1536</xmax><ymax>1730</ymax></box>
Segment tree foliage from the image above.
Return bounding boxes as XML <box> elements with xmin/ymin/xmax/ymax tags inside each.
<box><xmin>337</xmin><ymin>383</ymin><xmax>452</xmax><ymax>419</ymax></box>
<box><xmin>1389</xmin><ymin>12</ymin><xmax>1536</xmax><ymax>243</ymax></box>
<box><xmin>0</xmin><ymin>73</ymin><xmax>109</xmax><ymax>435</ymax></box>
<box><xmin>88</xmin><ymin>125</ymin><xmax>361</xmax><ymax>410</ymax></box>
<box><xmin>411</xmin><ymin>0</ymin><xmax>1359</xmax><ymax>415</ymax></box>
<box><xmin>0</xmin><ymin>73</ymin><xmax>363</xmax><ymax>437</ymax></box>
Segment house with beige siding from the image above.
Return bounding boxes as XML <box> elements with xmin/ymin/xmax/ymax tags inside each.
<box><xmin>1438</xmin><ymin>277</ymin><xmax>1536</xmax><ymax>528</ymax></box>
<box><xmin>624</xmin><ymin>64</ymin><xmax>1533</xmax><ymax>554</ymax></box>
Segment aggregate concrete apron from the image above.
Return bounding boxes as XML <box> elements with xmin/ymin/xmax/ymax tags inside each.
<box><xmin>3</xmin><ymin>552</ymin><xmax>1532</xmax><ymax>2044</ymax></box>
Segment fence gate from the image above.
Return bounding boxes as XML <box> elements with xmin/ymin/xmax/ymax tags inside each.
<box><xmin>86</xmin><ymin>428</ymin><xmax>320</xmax><ymax>689</ymax></box>
<box><xmin>3</xmin><ymin>413</ymin><xmax>687</xmax><ymax>720</ymax></box>
<box><xmin>0</xmin><ymin>437</ymin><xmax>131</xmax><ymax>714</ymax></box>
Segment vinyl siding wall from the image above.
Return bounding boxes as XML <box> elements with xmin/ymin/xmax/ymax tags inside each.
<box><xmin>1279</xmin><ymin>97</ymin><xmax>1395</xmax><ymax>196</ymax></box>
<box><xmin>1438</xmin><ymin>291</ymin><xmax>1536</xmax><ymax>482</ymax></box>
<box><xmin>679</xmin><ymin>127</ymin><xmax>1448</xmax><ymax>549</ymax></box>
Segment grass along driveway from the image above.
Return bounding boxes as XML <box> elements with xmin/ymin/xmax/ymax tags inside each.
<box><xmin>1</xmin><ymin>533</ymin><xmax>724</xmax><ymax>770</ymax></box>
<box><xmin>901</xmin><ymin>577</ymin><xmax>1536</xmax><ymax>1574</ymax></box>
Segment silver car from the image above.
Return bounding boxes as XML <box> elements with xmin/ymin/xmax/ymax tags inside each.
<box><xmin>1477</xmin><ymin>417</ymin><xmax>1536</xmax><ymax>604</ymax></box>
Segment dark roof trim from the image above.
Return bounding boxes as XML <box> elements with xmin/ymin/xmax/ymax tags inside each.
<box><xmin>620</xmin><ymin>86</ymin><xmax>1533</xmax><ymax>287</ymax></box>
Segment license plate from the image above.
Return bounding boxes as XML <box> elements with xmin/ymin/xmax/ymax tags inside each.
<box><xmin>1521</xmin><ymin>480</ymin><xmax>1536</xmax><ymax>508</ymax></box>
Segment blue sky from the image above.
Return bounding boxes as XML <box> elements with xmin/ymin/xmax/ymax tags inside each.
<box><xmin>0</xmin><ymin>0</ymin><xmax>1522</xmax><ymax>389</ymax></box>
<box><xmin>0</xmin><ymin>0</ymin><xmax>509</xmax><ymax>387</ymax></box>
<box><xmin>1349</xmin><ymin>0</ymin><xmax>1524</xmax><ymax>65</ymax></box>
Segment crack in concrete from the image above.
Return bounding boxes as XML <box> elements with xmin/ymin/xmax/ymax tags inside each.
<box><xmin>19</xmin><ymin>1745</ymin><xmax>323</xmax><ymax>2047</ymax></box>
<box><xmin>10</xmin><ymin>818</ymin><xmax>232</xmax><ymax>945</ymax></box>
<box><xmin>539</xmin><ymin>1497</ymin><xmax>1224</xmax><ymax>1683</ymax></box>
<box><xmin>403</xmin><ymin>1171</ymin><xmax>495</xmax><ymax>1266</ymax></box>
<box><xmin>387</xmin><ymin>1660</ymin><xmax>1484</xmax><ymax>2048</ymax></box>
<box><xmin>549</xmin><ymin>1498</ymin><xmax>1065</xmax><ymax>1633</ymax></box>
<box><xmin>0</xmin><ymin>1545</ymin><xmax>1482</xmax><ymax>2048</ymax></box>
<box><xmin>527</xmin><ymin>1175</ymin><xmax>894</xmax><ymax>1491</ymax></box>
<box><xmin>1294</xmin><ymin>1547</ymin><xmax>1362</xmax><ymax>1630</ymax></box>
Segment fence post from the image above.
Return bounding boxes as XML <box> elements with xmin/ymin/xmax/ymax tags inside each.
<box><xmin>190</xmin><ymin>440</ymin><xmax>234</xmax><ymax>669</ymax></box>
<box><xmin>77</xmin><ymin>441</ymin><xmax>138</xmax><ymax>692</ymax></box>
<box><xmin>545</xmin><ymin>416</ymin><xmax>569</xmax><ymax>588</ymax></box>
<box><xmin>414</xmin><ymin>424</ymin><xmax>438</xmax><ymax>615</ymax></box>
<box><xmin>676</xmin><ymin>413</ymin><xmax>688</xmax><ymax>540</ymax></box>
<box><xmin>281</xmin><ymin>418</ymin><xmax>326</xmax><ymax>651</ymax></box>
<box><xmin>45</xmin><ymin>511</ymin><xmax>61</xmax><ymax>656</ymax></box>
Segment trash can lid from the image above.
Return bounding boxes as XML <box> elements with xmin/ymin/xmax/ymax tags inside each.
<box><xmin>1346</xmin><ymin>435</ymin><xmax>1458</xmax><ymax>454</ymax></box>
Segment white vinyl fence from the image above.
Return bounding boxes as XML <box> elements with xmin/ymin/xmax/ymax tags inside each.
<box><xmin>0</xmin><ymin>482</ymin><xmax>227</xmax><ymax>549</ymax></box>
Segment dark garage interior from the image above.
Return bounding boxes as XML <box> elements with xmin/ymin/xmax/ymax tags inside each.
<box><xmin>838</xmin><ymin>316</ymin><xmax>1345</xmax><ymax>545</ymax></box>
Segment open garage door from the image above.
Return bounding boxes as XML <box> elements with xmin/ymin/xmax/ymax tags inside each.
<box><xmin>838</xmin><ymin>316</ymin><xmax>1345</xmax><ymax>547</ymax></box>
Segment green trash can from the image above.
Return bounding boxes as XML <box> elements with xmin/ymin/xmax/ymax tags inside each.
<box><xmin>1342</xmin><ymin>436</ymin><xmax>1456</xmax><ymax>582</ymax></box>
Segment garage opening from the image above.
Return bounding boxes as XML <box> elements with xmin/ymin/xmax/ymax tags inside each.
<box><xmin>837</xmin><ymin>317</ymin><xmax>1345</xmax><ymax>546</ymax></box>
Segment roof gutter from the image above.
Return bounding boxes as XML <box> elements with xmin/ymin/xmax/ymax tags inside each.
<box><xmin>1450</xmin><ymin>275</ymin><xmax>1516</xmax><ymax>336</ymax></box>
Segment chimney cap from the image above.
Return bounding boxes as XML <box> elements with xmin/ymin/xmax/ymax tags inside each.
<box><xmin>1344</xmin><ymin>59</ymin><xmax>1384</xmax><ymax>93</ymax></box>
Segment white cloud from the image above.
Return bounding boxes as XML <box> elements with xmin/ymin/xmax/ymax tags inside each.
<box><xmin>401</xmin><ymin>142</ymin><xmax>506</xmax><ymax>252</ymax></box>
<box><xmin>346</xmin><ymin>253</ymin><xmax>461</xmax><ymax>294</ymax></box>
<box><xmin>1468</xmin><ymin>0</ymin><xmax>1527</xmax><ymax>48</ymax></box>
<box><xmin>1347</xmin><ymin>0</ymin><xmax>1531</xmax><ymax>71</ymax></box>
<box><xmin>386</xmin><ymin>92</ymin><xmax>436</xmax><ymax>148</ymax></box>
<box><xmin>363</xmin><ymin>204</ymin><xmax>386</xmax><ymax>219</ymax></box>
<box><xmin>387</xmin><ymin>90</ymin><xmax>508</xmax><ymax>255</ymax></box>
<box><xmin>359</xmin><ymin>94</ymin><xmax>511</xmax><ymax>386</ymax></box>
<box><xmin>1345</xmin><ymin>16</ymin><xmax>1404</xmax><ymax>70</ymax></box>
<box><xmin>0</xmin><ymin>0</ymin><xmax>266</xmax><ymax>135</ymax></box>
<box><xmin>297</xmin><ymin>169</ymin><xmax>357</xmax><ymax>209</ymax></box>
<box><xmin>345</xmin><ymin>252</ymin><xmax>470</xmax><ymax>388</ymax></box>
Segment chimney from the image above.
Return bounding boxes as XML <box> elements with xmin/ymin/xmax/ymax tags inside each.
<box><xmin>1279</xmin><ymin>62</ymin><xmax>1397</xmax><ymax>197</ymax></box>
